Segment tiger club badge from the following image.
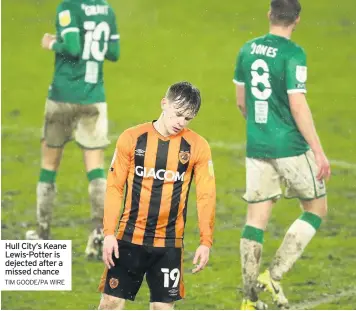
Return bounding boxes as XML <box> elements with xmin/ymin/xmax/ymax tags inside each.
<box><xmin>179</xmin><ymin>151</ymin><xmax>190</xmax><ymax>164</ymax></box>
<box><xmin>109</xmin><ymin>278</ymin><xmax>119</xmax><ymax>289</ymax></box>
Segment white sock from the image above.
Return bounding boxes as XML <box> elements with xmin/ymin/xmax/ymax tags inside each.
<box><xmin>88</xmin><ymin>178</ymin><xmax>106</xmax><ymax>229</ymax></box>
<box><xmin>270</xmin><ymin>219</ymin><xmax>317</xmax><ymax>280</ymax></box>
<box><xmin>37</xmin><ymin>182</ymin><xmax>56</xmax><ymax>239</ymax></box>
<box><xmin>240</xmin><ymin>238</ymin><xmax>263</xmax><ymax>301</ymax></box>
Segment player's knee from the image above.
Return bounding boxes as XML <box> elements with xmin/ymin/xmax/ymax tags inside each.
<box><xmin>301</xmin><ymin>196</ymin><xmax>328</xmax><ymax>219</ymax></box>
<box><xmin>41</xmin><ymin>160</ymin><xmax>60</xmax><ymax>171</ymax></box>
<box><xmin>150</xmin><ymin>302</ymin><xmax>174</xmax><ymax>310</ymax></box>
<box><xmin>41</xmin><ymin>143</ymin><xmax>63</xmax><ymax>171</ymax></box>
<box><xmin>84</xmin><ymin>149</ymin><xmax>105</xmax><ymax>172</ymax></box>
<box><xmin>246</xmin><ymin>201</ymin><xmax>273</xmax><ymax>230</ymax></box>
<box><xmin>319</xmin><ymin>198</ymin><xmax>328</xmax><ymax>218</ymax></box>
<box><xmin>98</xmin><ymin>294</ymin><xmax>125</xmax><ymax>310</ymax></box>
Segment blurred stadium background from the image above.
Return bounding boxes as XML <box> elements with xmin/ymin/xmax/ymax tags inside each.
<box><xmin>2</xmin><ymin>0</ymin><xmax>356</xmax><ymax>309</ymax></box>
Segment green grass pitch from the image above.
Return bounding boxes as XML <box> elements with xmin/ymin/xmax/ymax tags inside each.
<box><xmin>2</xmin><ymin>0</ymin><xmax>356</xmax><ymax>309</ymax></box>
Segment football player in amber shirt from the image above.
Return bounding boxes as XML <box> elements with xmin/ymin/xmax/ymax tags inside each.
<box><xmin>98</xmin><ymin>81</ymin><xmax>216</xmax><ymax>310</ymax></box>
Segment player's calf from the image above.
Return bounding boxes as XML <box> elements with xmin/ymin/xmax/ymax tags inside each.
<box><xmin>86</xmin><ymin>169</ymin><xmax>106</xmax><ymax>259</ymax></box>
<box><xmin>26</xmin><ymin>169</ymin><xmax>57</xmax><ymax>240</ymax></box>
<box><xmin>150</xmin><ymin>302</ymin><xmax>174</xmax><ymax>310</ymax></box>
<box><xmin>88</xmin><ymin>174</ymin><xmax>106</xmax><ymax>228</ymax></box>
<box><xmin>98</xmin><ymin>293</ymin><xmax>125</xmax><ymax>310</ymax></box>
<box><xmin>85</xmin><ymin>226</ymin><xmax>104</xmax><ymax>259</ymax></box>
<box><xmin>240</xmin><ymin>226</ymin><xmax>264</xmax><ymax>303</ymax></box>
<box><xmin>240</xmin><ymin>201</ymin><xmax>273</xmax><ymax>303</ymax></box>
<box><xmin>37</xmin><ymin>181</ymin><xmax>56</xmax><ymax>239</ymax></box>
<box><xmin>269</xmin><ymin>200</ymin><xmax>325</xmax><ymax>282</ymax></box>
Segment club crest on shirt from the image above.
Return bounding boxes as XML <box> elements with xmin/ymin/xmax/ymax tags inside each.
<box><xmin>109</xmin><ymin>278</ymin><xmax>119</xmax><ymax>289</ymax></box>
<box><xmin>179</xmin><ymin>151</ymin><xmax>190</xmax><ymax>164</ymax></box>
<box><xmin>59</xmin><ymin>10</ymin><xmax>71</xmax><ymax>27</ymax></box>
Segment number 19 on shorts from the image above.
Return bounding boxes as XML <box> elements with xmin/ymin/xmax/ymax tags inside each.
<box><xmin>161</xmin><ymin>268</ymin><xmax>180</xmax><ymax>288</ymax></box>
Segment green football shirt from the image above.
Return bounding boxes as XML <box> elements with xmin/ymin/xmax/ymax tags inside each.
<box><xmin>234</xmin><ymin>33</ymin><xmax>310</xmax><ymax>158</ymax></box>
<box><xmin>48</xmin><ymin>0</ymin><xmax>119</xmax><ymax>104</ymax></box>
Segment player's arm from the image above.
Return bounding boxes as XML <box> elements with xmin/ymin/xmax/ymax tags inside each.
<box><xmin>192</xmin><ymin>139</ymin><xmax>216</xmax><ymax>273</ymax></box>
<box><xmin>103</xmin><ymin>132</ymin><xmax>132</xmax><ymax>236</ymax></box>
<box><xmin>287</xmin><ymin>49</ymin><xmax>331</xmax><ymax>180</ymax></box>
<box><xmin>289</xmin><ymin>94</ymin><xmax>330</xmax><ymax>180</ymax></box>
<box><xmin>42</xmin><ymin>32</ymin><xmax>81</xmax><ymax>57</ymax></box>
<box><xmin>233</xmin><ymin>48</ymin><xmax>247</xmax><ymax>119</ymax></box>
<box><xmin>235</xmin><ymin>84</ymin><xmax>246</xmax><ymax>119</ymax></box>
<box><xmin>42</xmin><ymin>3</ymin><xmax>81</xmax><ymax>57</ymax></box>
<box><xmin>194</xmin><ymin>141</ymin><xmax>216</xmax><ymax>248</ymax></box>
<box><xmin>289</xmin><ymin>94</ymin><xmax>322</xmax><ymax>154</ymax></box>
<box><xmin>106</xmin><ymin>38</ymin><xmax>120</xmax><ymax>62</ymax></box>
<box><xmin>102</xmin><ymin>131</ymin><xmax>132</xmax><ymax>268</ymax></box>
<box><xmin>105</xmin><ymin>10</ymin><xmax>120</xmax><ymax>62</ymax></box>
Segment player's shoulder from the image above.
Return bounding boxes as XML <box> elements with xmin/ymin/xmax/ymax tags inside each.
<box><xmin>246</xmin><ymin>34</ymin><xmax>267</xmax><ymax>45</ymax></box>
<box><xmin>238</xmin><ymin>34</ymin><xmax>268</xmax><ymax>55</ymax></box>
<box><xmin>286</xmin><ymin>40</ymin><xmax>306</xmax><ymax>57</ymax></box>
<box><xmin>57</xmin><ymin>0</ymin><xmax>114</xmax><ymax>13</ymax></box>
<box><xmin>244</xmin><ymin>34</ymin><xmax>267</xmax><ymax>47</ymax></box>
<box><xmin>182</xmin><ymin>128</ymin><xmax>210</xmax><ymax>149</ymax></box>
<box><xmin>102</xmin><ymin>0</ymin><xmax>115</xmax><ymax>10</ymax></box>
<box><xmin>56</xmin><ymin>0</ymin><xmax>78</xmax><ymax>11</ymax></box>
<box><xmin>120</xmin><ymin>122</ymin><xmax>152</xmax><ymax>140</ymax></box>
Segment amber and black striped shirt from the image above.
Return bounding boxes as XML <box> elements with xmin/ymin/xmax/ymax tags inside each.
<box><xmin>103</xmin><ymin>122</ymin><xmax>216</xmax><ymax>248</ymax></box>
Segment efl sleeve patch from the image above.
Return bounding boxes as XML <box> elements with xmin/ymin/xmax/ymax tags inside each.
<box><xmin>296</xmin><ymin>66</ymin><xmax>307</xmax><ymax>83</ymax></box>
<box><xmin>208</xmin><ymin>160</ymin><xmax>214</xmax><ymax>177</ymax></box>
<box><xmin>109</xmin><ymin>149</ymin><xmax>117</xmax><ymax>171</ymax></box>
<box><xmin>59</xmin><ymin>10</ymin><xmax>71</xmax><ymax>27</ymax></box>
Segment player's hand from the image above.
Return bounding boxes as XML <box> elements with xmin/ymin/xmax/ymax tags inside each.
<box><xmin>192</xmin><ymin>245</ymin><xmax>210</xmax><ymax>274</ymax></box>
<box><xmin>41</xmin><ymin>33</ymin><xmax>56</xmax><ymax>50</ymax></box>
<box><xmin>314</xmin><ymin>150</ymin><xmax>331</xmax><ymax>181</ymax></box>
<box><xmin>102</xmin><ymin>235</ymin><xmax>119</xmax><ymax>269</ymax></box>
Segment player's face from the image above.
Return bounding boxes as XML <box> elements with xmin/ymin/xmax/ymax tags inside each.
<box><xmin>161</xmin><ymin>99</ymin><xmax>195</xmax><ymax>135</ymax></box>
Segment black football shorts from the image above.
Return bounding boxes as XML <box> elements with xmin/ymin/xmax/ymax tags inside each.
<box><xmin>102</xmin><ymin>240</ymin><xmax>184</xmax><ymax>302</ymax></box>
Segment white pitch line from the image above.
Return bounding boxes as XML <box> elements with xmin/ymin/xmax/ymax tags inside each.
<box><xmin>328</xmin><ymin>159</ymin><xmax>356</xmax><ymax>170</ymax></box>
<box><xmin>209</xmin><ymin>141</ymin><xmax>356</xmax><ymax>170</ymax></box>
<box><xmin>290</xmin><ymin>288</ymin><xmax>356</xmax><ymax>310</ymax></box>
<box><xmin>2</xmin><ymin>125</ymin><xmax>356</xmax><ymax>170</ymax></box>
<box><xmin>210</xmin><ymin>141</ymin><xmax>245</xmax><ymax>151</ymax></box>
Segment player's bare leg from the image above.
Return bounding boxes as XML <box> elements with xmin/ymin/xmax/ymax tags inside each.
<box><xmin>26</xmin><ymin>141</ymin><xmax>63</xmax><ymax>240</ymax></box>
<box><xmin>259</xmin><ymin>196</ymin><xmax>327</xmax><ymax>308</ymax></box>
<box><xmin>98</xmin><ymin>294</ymin><xmax>125</xmax><ymax>310</ymax></box>
<box><xmin>83</xmin><ymin>148</ymin><xmax>106</xmax><ymax>259</ymax></box>
<box><xmin>240</xmin><ymin>201</ymin><xmax>272</xmax><ymax>310</ymax></box>
<box><xmin>150</xmin><ymin>302</ymin><xmax>174</xmax><ymax>310</ymax></box>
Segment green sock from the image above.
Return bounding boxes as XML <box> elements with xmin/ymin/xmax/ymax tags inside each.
<box><xmin>39</xmin><ymin>168</ymin><xmax>57</xmax><ymax>183</ymax></box>
<box><xmin>241</xmin><ymin>225</ymin><xmax>264</xmax><ymax>244</ymax></box>
<box><xmin>87</xmin><ymin>168</ymin><xmax>105</xmax><ymax>182</ymax></box>
<box><xmin>299</xmin><ymin>211</ymin><xmax>322</xmax><ymax>230</ymax></box>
